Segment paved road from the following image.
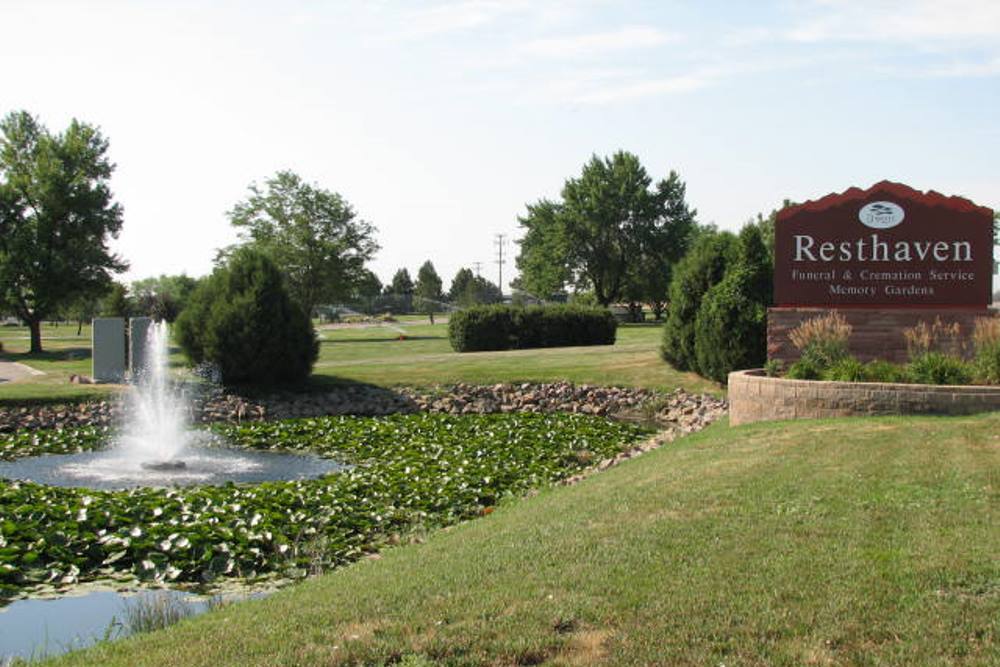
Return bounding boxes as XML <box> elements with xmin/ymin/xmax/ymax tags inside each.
<box><xmin>0</xmin><ymin>360</ymin><xmax>42</xmax><ymax>383</ymax></box>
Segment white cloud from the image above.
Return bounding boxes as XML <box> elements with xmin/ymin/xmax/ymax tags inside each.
<box><xmin>925</xmin><ymin>57</ymin><xmax>1000</xmax><ymax>77</ymax></box>
<box><xmin>788</xmin><ymin>0</ymin><xmax>1000</xmax><ymax>43</ymax></box>
<box><xmin>390</xmin><ymin>0</ymin><xmax>576</xmax><ymax>39</ymax></box>
<box><xmin>518</xmin><ymin>26</ymin><xmax>676</xmax><ymax>58</ymax></box>
<box><xmin>567</xmin><ymin>71</ymin><xmax>712</xmax><ymax>105</ymax></box>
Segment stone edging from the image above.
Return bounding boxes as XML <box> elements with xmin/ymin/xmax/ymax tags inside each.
<box><xmin>0</xmin><ymin>383</ymin><xmax>728</xmax><ymax>439</ymax></box>
<box><xmin>728</xmin><ymin>369</ymin><xmax>1000</xmax><ymax>426</ymax></box>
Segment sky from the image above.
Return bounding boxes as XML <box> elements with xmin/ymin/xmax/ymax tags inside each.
<box><xmin>2</xmin><ymin>0</ymin><xmax>998</xmax><ymax>291</ymax></box>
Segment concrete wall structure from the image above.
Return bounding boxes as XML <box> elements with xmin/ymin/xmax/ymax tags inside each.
<box><xmin>767</xmin><ymin>307</ymin><xmax>995</xmax><ymax>365</ymax></box>
<box><xmin>92</xmin><ymin>318</ymin><xmax>126</xmax><ymax>382</ymax></box>
<box><xmin>729</xmin><ymin>369</ymin><xmax>1000</xmax><ymax>426</ymax></box>
<box><xmin>129</xmin><ymin>316</ymin><xmax>152</xmax><ymax>378</ymax></box>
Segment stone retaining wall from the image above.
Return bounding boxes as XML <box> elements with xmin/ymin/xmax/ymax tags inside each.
<box><xmin>767</xmin><ymin>307</ymin><xmax>995</xmax><ymax>365</ymax></box>
<box><xmin>728</xmin><ymin>369</ymin><xmax>1000</xmax><ymax>426</ymax></box>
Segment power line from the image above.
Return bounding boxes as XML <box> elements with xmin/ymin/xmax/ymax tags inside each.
<box><xmin>494</xmin><ymin>234</ymin><xmax>507</xmax><ymax>299</ymax></box>
<box><xmin>472</xmin><ymin>261</ymin><xmax>483</xmax><ymax>277</ymax></box>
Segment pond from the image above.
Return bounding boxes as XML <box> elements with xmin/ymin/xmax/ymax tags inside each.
<box><xmin>0</xmin><ymin>588</ymin><xmax>264</xmax><ymax>662</ymax></box>
<box><xmin>0</xmin><ymin>446</ymin><xmax>345</xmax><ymax>490</ymax></box>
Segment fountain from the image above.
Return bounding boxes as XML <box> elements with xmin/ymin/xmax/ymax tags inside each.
<box><xmin>0</xmin><ymin>321</ymin><xmax>342</xmax><ymax>489</ymax></box>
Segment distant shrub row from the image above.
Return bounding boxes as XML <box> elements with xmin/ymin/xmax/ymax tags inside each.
<box><xmin>448</xmin><ymin>305</ymin><xmax>617</xmax><ymax>352</ymax></box>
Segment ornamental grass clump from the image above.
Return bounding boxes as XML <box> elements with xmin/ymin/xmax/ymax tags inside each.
<box><xmin>786</xmin><ymin>311</ymin><xmax>852</xmax><ymax>378</ymax></box>
<box><xmin>972</xmin><ymin>317</ymin><xmax>1000</xmax><ymax>384</ymax></box>
<box><xmin>906</xmin><ymin>352</ymin><xmax>973</xmax><ymax>385</ymax></box>
<box><xmin>903</xmin><ymin>317</ymin><xmax>963</xmax><ymax>358</ymax></box>
<box><xmin>903</xmin><ymin>318</ymin><xmax>973</xmax><ymax>385</ymax></box>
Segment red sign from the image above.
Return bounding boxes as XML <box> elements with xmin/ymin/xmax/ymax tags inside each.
<box><xmin>774</xmin><ymin>181</ymin><xmax>994</xmax><ymax>307</ymax></box>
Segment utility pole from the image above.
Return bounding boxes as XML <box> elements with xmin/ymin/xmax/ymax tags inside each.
<box><xmin>472</xmin><ymin>261</ymin><xmax>483</xmax><ymax>278</ymax></box>
<box><xmin>494</xmin><ymin>234</ymin><xmax>506</xmax><ymax>299</ymax></box>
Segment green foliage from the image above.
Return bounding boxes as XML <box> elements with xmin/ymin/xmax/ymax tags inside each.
<box><xmin>786</xmin><ymin>358</ymin><xmax>822</xmax><ymax>380</ymax></box>
<box><xmin>791</xmin><ymin>312</ymin><xmax>853</xmax><ymax>369</ymax></box>
<box><xmin>971</xmin><ymin>317</ymin><xmax>1000</xmax><ymax>384</ymax></box>
<box><xmin>0</xmin><ymin>110</ymin><xmax>127</xmax><ymax>352</ymax></box>
<box><xmin>516</xmin><ymin>152</ymin><xmax>696</xmax><ymax>306</ymax></box>
<box><xmin>0</xmin><ymin>413</ymin><xmax>648</xmax><ymax>594</ymax></box>
<box><xmin>906</xmin><ymin>352</ymin><xmax>973</xmax><ymax>385</ymax></box>
<box><xmin>414</xmin><ymin>260</ymin><xmax>443</xmax><ymax>315</ymax></box>
<box><xmin>174</xmin><ymin>248</ymin><xmax>317</xmax><ymax>384</ymax></box>
<box><xmin>821</xmin><ymin>357</ymin><xmax>867</xmax><ymax>382</ymax></box>
<box><xmin>101</xmin><ymin>282</ymin><xmax>132</xmax><ymax>318</ymax></box>
<box><xmin>448</xmin><ymin>305</ymin><xmax>617</xmax><ymax>352</ymax></box>
<box><xmin>693</xmin><ymin>268</ymin><xmax>767</xmax><ymax>383</ymax></box>
<box><xmin>514</xmin><ymin>199</ymin><xmax>573</xmax><ymax>298</ymax></box>
<box><xmin>763</xmin><ymin>359</ymin><xmax>783</xmax><ymax>377</ymax></box>
<box><xmin>225</xmin><ymin>170</ymin><xmax>379</xmax><ymax>317</ymax></box>
<box><xmin>131</xmin><ymin>274</ymin><xmax>199</xmax><ymax>322</ymax></box>
<box><xmin>390</xmin><ymin>268</ymin><xmax>414</xmax><ymax>295</ymax></box>
<box><xmin>691</xmin><ymin>225</ymin><xmax>772</xmax><ymax>384</ymax></box>
<box><xmin>660</xmin><ymin>230</ymin><xmax>737</xmax><ymax>371</ymax></box>
<box><xmin>862</xmin><ymin>359</ymin><xmax>910</xmax><ymax>384</ymax></box>
<box><xmin>448</xmin><ymin>268</ymin><xmax>502</xmax><ymax>307</ymax></box>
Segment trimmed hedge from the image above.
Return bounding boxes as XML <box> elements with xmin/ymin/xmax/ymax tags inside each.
<box><xmin>448</xmin><ymin>305</ymin><xmax>617</xmax><ymax>352</ymax></box>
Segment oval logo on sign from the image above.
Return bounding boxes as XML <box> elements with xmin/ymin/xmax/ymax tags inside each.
<box><xmin>859</xmin><ymin>201</ymin><xmax>905</xmax><ymax>229</ymax></box>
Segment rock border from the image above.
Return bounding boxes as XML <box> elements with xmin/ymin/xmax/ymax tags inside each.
<box><xmin>0</xmin><ymin>382</ymin><xmax>728</xmax><ymax>441</ymax></box>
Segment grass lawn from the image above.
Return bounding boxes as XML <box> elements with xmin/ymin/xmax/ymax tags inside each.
<box><xmin>0</xmin><ymin>323</ymin><xmax>116</xmax><ymax>403</ymax></box>
<box><xmin>313</xmin><ymin>322</ymin><xmax>718</xmax><ymax>394</ymax></box>
<box><xmin>0</xmin><ymin>321</ymin><xmax>718</xmax><ymax>403</ymax></box>
<box><xmin>47</xmin><ymin>413</ymin><xmax>1000</xmax><ymax>666</ymax></box>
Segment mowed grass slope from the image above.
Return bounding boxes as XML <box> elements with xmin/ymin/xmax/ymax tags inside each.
<box><xmin>49</xmin><ymin>414</ymin><xmax>1000</xmax><ymax>666</ymax></box>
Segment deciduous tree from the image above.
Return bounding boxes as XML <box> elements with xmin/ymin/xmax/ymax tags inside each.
<box><xmin>226</xmin><ymin>170</ymin><xmax>378</xmax><ymax>318</ymax></box>
<box><xmin>515</xmin><ymin>152</ymin><xmax>696</xmax><ymax>306</ymax></box>
<box><xmin>0</xmin><ymin>111</ymin><xmax>127</xmax><ymax>352</ymax></box>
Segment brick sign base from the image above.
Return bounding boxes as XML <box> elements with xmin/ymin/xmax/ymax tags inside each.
<box><xmin>767</xmin><ymin>307</ymin><xmax>996</xmax><ymax>365</ymax></box>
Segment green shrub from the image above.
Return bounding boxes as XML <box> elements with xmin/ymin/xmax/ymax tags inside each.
<box><xmin>175</xmin><ymin>247</ymin><xmax>318</xmax><ymax>384</ymax></box>
<box><xmin>660</xmin><ymin>231</ymin><xmax>737</xmax><ymax>371</ymax></box>
<box><xmin>789</xmin><ymin>311</ymin><xmax>852</xmax><ymax>369</ymax></box>
<box><xmin>863</xmin><ymin>359</ymin><xmax>910</xmax><ymax>383</ymax></box>
<box><xmin>693</xmin><ymin>267</ymin><xmax>767</xmax><ymax>383</ymax></box>
<box><xmin>972</xmin><ymin>317</ymin><xmax>1000</xmax><ymax>384</ymax></box>
<box><xmin>691</xmin><ymin>225</ymin><xmax>771</xmax><ymax>384</ymax></box>
<box><xmin>786</xmin><ymin>358</ymin><xmax>822</xmax><ymax>380</ymax></box>
<box><xmin>763</xmin><ymin>359</ymin><xmax>783</xmax><ymax>377</ymax></box>
<box><xmin>822</xmin><ymin>357</ymin><xmax>867</xmax><ymax>382</ymax></box>
<box><xmin>906</xmin><ymin>352</ymin><xmax>973</xmax><ymax>386</ymax></box>
<box><xmin>447</xmin><ymin>305</ymin><xmax>616</xmax><ymax>352</ymax></box>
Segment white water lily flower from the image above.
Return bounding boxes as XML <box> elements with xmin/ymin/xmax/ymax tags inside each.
<box><xmin>165</xmin><ymin>566</ymin><xmax>182</xmax><ymax>580</ymax></box>
<box><xmin>76</xmin><ymin>509</ymin><xmax>87</xmax><ymax>522</ymax></box>
<box><xmin>175</xmin><ymin>537</ymin><xmax>190</xmax><ymax>549</ymax></box>
<box><xmin>250</xmin><ymin>513</ymin><xmax>262</xmax><ymax>527</ymax></box>
<box><xmin>81</xmin><ymin>496</ymin><xmax>93</xmax><ymax>506</ymax></box>
<box><xmin>159</xmin><ymin>539</ymin><xmax>172</xmax><ymax>552</ymax></box>
<box><xmin>277</xmin><ymin>544</ymin><xmax>289</xmax><ymax>554</ymax></box>
<box><xmin>130</xmin><ymin>526</ymin><xmax>143</xmax><ymax>538</ymax></box>
<box><xmin>141</xmin><ymin>559</ymin><xmax>156</xmax><ymax>571</ymax></box>
<box><xmin>152</xmin><ymin>507</ymin><xmax>163</xmax><ymax>517</ymax></box>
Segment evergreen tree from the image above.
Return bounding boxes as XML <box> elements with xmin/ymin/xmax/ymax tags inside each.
<box><xmin>175</xmin><ymin>247</ymin><xmax>317</xmax><ymax>384</ymax></box>
<box><xmin>415</xmin><ymin>260</ymin><xmax>443</xmax><ymax>323</ymax></box>
<box><xmin>692</xmin><ymin>224</ymin><xmax>774</xmax><ymax>383</ymax></box>
<box><xmin>660</xmin><ymin>230</ymin><xmax>738</xmax><ymax>371</ymax></box>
